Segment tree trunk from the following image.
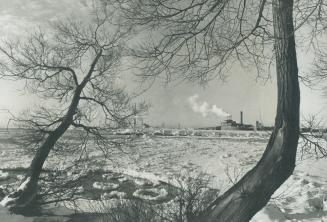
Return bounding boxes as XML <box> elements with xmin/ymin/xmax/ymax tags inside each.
<box><xmin>0</xmin><ymin>50</ymin><xmax>102</xmax><ymax>212</ymax></box>
<box><xmin>0</xmin><ymin>87</ymin><xmax>83</xmax><ymax>211</ymax></box>
<box><xmin>197</xmin><ymin>0</ymin><xmax>300</xmax><ymax>221</ymax></box>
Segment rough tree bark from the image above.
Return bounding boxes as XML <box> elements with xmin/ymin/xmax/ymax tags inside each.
<box><xmin>0</xmin><ymin>51</ymin><xmax>103</xmax><ymax>211</ymax></box>
<box><xmin>196</xmin><ymin>0</ymin><xmax>300</xmax><ymax>221</ymax></box>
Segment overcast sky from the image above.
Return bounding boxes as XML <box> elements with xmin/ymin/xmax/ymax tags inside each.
<box><xmin>0</xmin><ymin>0</ymin><xmax>326</xmax><ymax>128</ymax></box>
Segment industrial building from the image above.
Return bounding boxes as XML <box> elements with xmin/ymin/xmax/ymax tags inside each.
<box><xmin>221</xmin><ymin>111</ymin><xmax>254</xmax><ymax>131</ymax></box>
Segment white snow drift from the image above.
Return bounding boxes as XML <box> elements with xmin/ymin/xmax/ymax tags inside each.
<box><xmin>92</xmin><ymin>182</ymin><xmax>119</xmax><ymax>190</ymax></box>
<box><xmin>0</xmin><ymin>170</ymin><xmax>9</xmax><ymax>181</ymax></box>
<box><xmin>133</xmin><ymin>188</ymin><xmax>168</xmax><ymax>201</ymax></box>
<box><xmin>101</xmin><ymin>191</ymin><xmax>127</xmax><ymax>200</ymax></box>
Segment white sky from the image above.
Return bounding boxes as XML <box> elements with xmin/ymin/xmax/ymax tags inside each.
<box><xmin>0</xmin><ymin>0</ymin><xmax>326</xmax><ymax>128</ymax></box>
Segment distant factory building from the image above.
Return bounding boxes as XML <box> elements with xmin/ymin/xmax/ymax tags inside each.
<box><xmin>221</xmin><ymin>111</ymin><xmax>254</xmax><ymax>131</ymax></box>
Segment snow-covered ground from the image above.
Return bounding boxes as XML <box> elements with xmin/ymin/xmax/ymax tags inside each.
<box><xmin>0</xmin><ymin>129</ymin><xmax>326</xmax><ymax>221</ymax></box>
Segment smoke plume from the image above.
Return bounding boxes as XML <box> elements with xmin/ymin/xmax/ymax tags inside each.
<box><xmin>188</xmin><ymin>94</ymin><xmax>230</xmax><ymax>118</ymax></box>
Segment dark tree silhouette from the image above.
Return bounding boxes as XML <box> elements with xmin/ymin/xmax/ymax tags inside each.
<box><xmin>0</xmin><ymin>6</ymin><xmax>145</xmax><ymax>210</ymax></box>
<box><xmin>113</xmin><ymin>0</ymin><xmax>326</xmax><ymax>221</ymax></box>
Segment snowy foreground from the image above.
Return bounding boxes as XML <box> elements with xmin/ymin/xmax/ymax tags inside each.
<box><xmin>0</xmin><ymin>129</ymin><xmax>326</xmax><ymax>221</ymax></box>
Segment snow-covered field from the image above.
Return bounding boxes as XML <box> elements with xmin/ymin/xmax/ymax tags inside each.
<box><xmin>0</xmin><ymin>129</ymin><xmax>326</xmax><ymax>221</ymax></box>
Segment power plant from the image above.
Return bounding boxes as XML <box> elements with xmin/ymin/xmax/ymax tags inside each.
<box><xmin>220</xmin><ymin>111</ymin><xmax>254</xmax><ymax>131</ymax></box>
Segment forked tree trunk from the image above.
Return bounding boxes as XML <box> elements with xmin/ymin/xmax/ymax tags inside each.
<box><xmin>197</xmin><ymin>0</ymin><xmax>300</xmax><ymax>221</ymax></box>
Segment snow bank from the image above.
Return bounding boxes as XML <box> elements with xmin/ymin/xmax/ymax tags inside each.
<box><xmin>92</xmin><ymin>182</ymin><xmax>119</xmax><ymax>190</ymax></box>
<box><xmin>122</xmin><ymin>169</ymin><xmax>165</xmax><ymax>187</ymax></box>
<box><xmin>18</xmin><ymin>177</ymin><xmax>30</xmax><ymax>191</ymax></box>
<box><xmin>0</xmin><ymin>171</ymin><xmax>9</xmax><ymax>181</ymax></box>
<box><xmin>251</xmin><ymin>204</ymin><xmax>288</xmax><ymax>222</ymax></box>
<box><xmin>101</xmin><ymin>191</ymin><xmax>127</xmax><ymax>200</ymax></box>
<box><xmin>0</xmin><ymin>177</ymin><xmax>31</xmax><ymax>207</ymax></box>
<box><xmin>102</xmin><ymin>173</ymin><xmax>123</xmax><ymax>180</ymax></box>
<box><xmin>16</xmin><ymin>175</ymin><xmax>24</xmax><ymax>180</ymax></box>
<box><xmin>121</xmin><ymin>169</ymin><xmax>206</xmax><ymax>189</ymax></box>
<box><xmin>0</xmin><ymin>196</ymin><xmax>16</xmax><ymax>207</ymax></box>
<box><xmin>75</xmin><ymin>186</ymin><xmax>84</xmax><ymax>194</ymax></box>
<box><xmin>134</xmin><ymin>178</ymin><xmax>153</xmax><ymax>186</ymax></box>
<box><xmin>118</xmin><ymin>177</ymin><xmax>128</xmax><ymax>183</ymax></box>
<box><xmin>133</xmin><ymin>188</ymin><xmax>168</xmax><ymax>201</ymax></box>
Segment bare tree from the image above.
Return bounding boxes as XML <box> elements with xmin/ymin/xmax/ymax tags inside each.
<box><xmin>297</xmin><ymin>7</ymin><xmax>327</xmax><ymax>160</ymax></box>
<box><xmin>118</xmin><ymin>0</ymin><xmax>276</xmax><ymax>83</ymax></box>
<box><xmin>112</xmin><ymin>0</ymin><xmax>322</xmax><ymax>221</ymax></box>
<box><xmin>299</xmin><ymin>113</ymin><xmax>327</xmax><ymax>159</ymax></box>
<box><xmin>0</xmin><ymin>5</ymin><xmax>145</xmax><ymax>210</ymax></box>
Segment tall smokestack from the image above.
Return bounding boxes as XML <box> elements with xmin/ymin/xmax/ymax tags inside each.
<box><xmin>240</xmin><ymin>111</ymin><xmax>243</xmax><ymax>125</ymax></box>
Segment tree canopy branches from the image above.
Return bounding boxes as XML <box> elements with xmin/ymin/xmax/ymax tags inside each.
<box><xmin>0</xmin><ymin>3</ymin><xmax>149</xmax><ymax>209</ymax></box>
<box><xmin>0</xmin><ymin>5</ymin><xmax>144</xmax><ymax>134</ymax></box>
<box><xmin>114</xmin><ymin>0</ymin><xmax>276</xmax><ymax>83</ymax></box>
<box><xmin>112</xmin><ymin>0</ymin><xmax>327</xmax><ymax>85</ymax></box>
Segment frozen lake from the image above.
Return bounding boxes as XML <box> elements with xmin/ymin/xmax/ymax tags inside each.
<box><xmin>0</xmin><ymin>129</ymin><xmax>326</xmax><ymax>221</ymax></box>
